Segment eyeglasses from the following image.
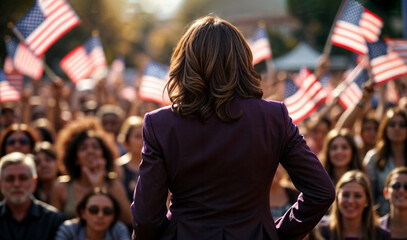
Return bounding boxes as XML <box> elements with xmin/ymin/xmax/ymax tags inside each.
<box><xmin>388</xmin><ymin>121</ymin><xmax>407</xmax><ymax>128</ymax></box>
<box><xmin>87</xmin><ymin>205</ymin><xmax>114</xmax><ymax>216</ymax></box>
<box><xmin>6</xmin><ymin>137</ymin><xmax>30</xmax><ymax>146</ymax></box>
<box><xmin>390</xmin><ymin>182</ymin><xmax>407</xmax><ymax>191</ymax></box>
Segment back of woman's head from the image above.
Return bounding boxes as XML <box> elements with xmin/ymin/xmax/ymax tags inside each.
<box><xmin>330</xmin><ymin>170</ymin><xmax>376</xmax><ymax>240</ymax></box>
<box><xmin>167</xmin><ymin>15</ymin><xmax>263</xmax><ymax>122</ymax></box>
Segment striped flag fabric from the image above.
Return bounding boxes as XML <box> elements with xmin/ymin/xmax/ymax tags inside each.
<box><xmin>5</xmin><ymin>37</ymin><xmax>43</xmax><ymax>80</ymax></box>
<box><xmin>139</xmin><ymin>61</ymin><xmax>171</xmax><ymax>105</ymax></box>
<box><xmin>15</xmin><ymin>0</ymin><xmax>80</xmax><ymax>57</ymax></box>
<box><xmin>385</xmin><ymin>38</ymin><xmax>407</xmax><ymax>63</ymax></box>
<box><xmin>368</xmin><ymin>41</ymin><xmax>407</xmax><ymax>85</ymax></box>
<box><xmin>331</xmin><ymin>0</ymin><xmax>383</xmax><ymax>55</ymax></box>
<box><xmin>0</xmin><ymin>70</ymin><xmax>23</xmax><ymax>103</ymax></box>
<box><xmin>335</xmin><ymin>65</ymin><xmax>369</xmax><ymax>109</ymax></box>
<box><xmin>284</xmin><ymin>67</ymin><xmax>328</xmax><ymax>124</ymax></box>
<box><xmin>60</xmin><ymin>45</ymin><xmax>93</xmax><ymax>84</ymax></box>
<box><xmin>85</xmin><ymin>35</ymin><xmax>107</xmax><ymax>76</ymax></box>
<box><xmin>249</xmin><ymin>26</ymin><xmax>272</xmax><ymax>65</ymax></box>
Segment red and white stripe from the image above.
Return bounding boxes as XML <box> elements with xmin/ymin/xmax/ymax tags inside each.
<box><xmin>360</xmin><ymin>9</ymin><xmax>383</xmax><ymax>43</ymax></box>
<box><xmin>371</xmin><ymin>51</ymin><xmax>407</xmax><ymax>85</ymax></box>
<box><xmin>14</xmin><ymin>42</ymin><xmax>43</xmax><ymax>80</ymax></box>
<box><xmin>0</xmin><ymin>72</ymin><xmax>23</xmax><ymax>102</ymax></box>
<box><xmin>386</xmin><ymin>39</ymin><xmax>407</xmax><ymax>63</ymax></box>
<box><xmin>24</xmin><ymin>0</ymin><xmax>80</xmax><ymax>56</ymax></box>
<box><xmin>139</xmin><ymin>75</ymin><xmax>171</xmax><ymax>105</ymax></box>
<box><xmin>332</xmin><ymin>20</ymin><xmax>368</xmax><ymax>55</ymax></box>
<box><xmin>285</xmin><ymin>67</ymin><xmax>327</xmax><ymax>123</ymax></box>
<box><xmin>251</xmin><ymin>38</ymin><xmax>272</xmax><ymax>65</ymax></box>
<box><xmin>60</xmin><ymin>46</ymin><xmax>93</xmax><ymax>84</ymax></box>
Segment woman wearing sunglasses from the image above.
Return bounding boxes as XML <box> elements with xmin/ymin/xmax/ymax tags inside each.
<box><xmin>380</xmin><ymin>166</ymin><xmax>407</xmax><ymax>239</ymax></box>
<box><xmin>364</xmin><ymin>108</ymin><xmax>407</xmax><ymax>217</ymax></box>
<box><xmin>55</xmin><ymin>187</ymin><xmax>130</xmax><ymax>240</ymax></box>
<box><xmin>0</xmin><ymin>123</ymin><xmax>38</xmax><ymax>157</ymax></box>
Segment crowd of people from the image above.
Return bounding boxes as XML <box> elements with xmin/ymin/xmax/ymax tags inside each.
<box><xmin>0</xmin><ymin>15</ymin><xmax>407</xmax><ymax>240</ymax></box>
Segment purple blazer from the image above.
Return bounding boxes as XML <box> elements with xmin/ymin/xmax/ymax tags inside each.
<box><xmin>131</xmin><ymin>97</ymin><xmax>335</xmax><ymax>240</ymax></box>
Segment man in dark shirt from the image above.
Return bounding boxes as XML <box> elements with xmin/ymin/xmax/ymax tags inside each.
<box><xmin>0</xmin><ymin>152</ymin><xmax>63</xmax><ymax>240</ymax></box>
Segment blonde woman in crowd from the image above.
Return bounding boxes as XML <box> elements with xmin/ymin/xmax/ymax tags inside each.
<box><xmin>319</xmin><ymin>170</ymin><xmax>390</xmax><ymax>240</ymax></box>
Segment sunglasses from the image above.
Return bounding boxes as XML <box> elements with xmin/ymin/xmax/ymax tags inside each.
<box><xmin>6</xmin><ymin>137</ymin><xmax>30</xmax><ymax>146</ymax></box>
<box><xmin>388</xmin><ymin>121</ymin><xmax>407</xmax><ymax>128</ymax></box>
<box><xmin>87</xmin><ymin>205</ymin><xmax>114</xmax><ymax>216</ymax></box>
<box><xmin>390</xmin><ymin>182</ymin><xmax>407</xmax><ymax>191</ymax></box>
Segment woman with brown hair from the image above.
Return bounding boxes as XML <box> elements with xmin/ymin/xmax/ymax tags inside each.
<box><xmin>363</xmin><ymin>107</ymin><xmax>407</xmax><ymax>216</ymax></box>
<box><xmin>131</xmin><ymin>15</ymin><xmax>335</xmax><ymax>239</ymax></box>
<box><xmin>0</xmin><ymin>123</ymin><xmax>38</xmax><ymax>157</ymax></box>
<box><xmin>116</xmin><ymin>115</ymin><xmax>144</xmax><ymax>201</ymax></box>
<box><xmin>319</xmin><ymin>170</ymin><xmax>390</xmax><ymax>240</ymax></box>
<box><xmin>50</xmin><ymin>117</ymin><xmax>132</xmax><ymax>226</ymax></box>
<box><xmin>33</xmin><ymin>141</ymin><xmax>59</xmax><ymax>203</ymax></box>
<box><xmin>319</xmin><ymin>128</ymin><xmax>365</xmax><ymax>185</ymax></box>
<box><xmin>55</xmin><ymin>187</ymin><xmax>130</xmax><ymax>240</ymax></box>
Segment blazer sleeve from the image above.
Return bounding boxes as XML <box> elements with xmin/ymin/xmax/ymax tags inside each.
<box><xmin>131</xmin><ymin>113</ymin><xmax>169</xmax><ymax>240</ymax></box>
<box><xmin>275</xmin><ymin>103</ymin><xmax>336</xmax><ymax>240</ymax></box>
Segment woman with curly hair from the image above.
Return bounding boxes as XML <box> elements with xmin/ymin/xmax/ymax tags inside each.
<box><xmin>319</xmin><ymin>128</ymin><xmax>365</xmax><ymax>185</ymax></box>
<box><xmin>363</xmin><ymin>107</ymin><xmax>407</xmax><ymax>216</ymax></box>
<box><xmin>50</xmin><ymin>117</ymin><xmax>132</xmax><ymax>226</ymax></box>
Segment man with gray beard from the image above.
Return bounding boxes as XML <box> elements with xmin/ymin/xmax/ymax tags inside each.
<box><xmin>0</xmin><ymin>152</ymin><xmax>63</xmax><ymax>240</ymax></box>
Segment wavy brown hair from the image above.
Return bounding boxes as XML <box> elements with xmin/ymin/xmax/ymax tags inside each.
<box><xmin>374</xmin><ymin>107</ymin><xmax>407</xmax><ymax>170</ymax></box>
<box><xmin>166</xmin><ymin>15</ymin><xmax>263</xmax><ymax>122</ymax></box>
<box><xmin>319</xmin><ymin>128</ymin><xmax>364</xmax><ymax>184</ymax></box>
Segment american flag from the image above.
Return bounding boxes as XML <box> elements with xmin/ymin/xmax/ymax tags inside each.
<box><xmin>5</xmin><ymin>37</ymin><xmax>43</xmax><ymax>80</ymax></box>
<box><xmin>15</xmin><ymin>0</ymin><xmax>80</xmax><ymax>57</ymax></box>
<box><xmin>368</xmin><ymin>41</ymin><xmax>407</xmax><ymax>85</ymax></box>
<box><xmin>60</xmin><ymin>45</ymin><xmax>93</xmax><ymax>84</ymax></box>
<box><xmin>335</xmin><ymin>64</ymin><xmax>369</xmax><ymax>109</ymax></box>
<box><xmin>284</xmin><ymin>67</ymin><xmax>327</xmax><ymax>124</ymax></box>
<box><xmin>0</xmin><ymin>70</ymin><xmax>23</xmax><ymax>103</ymax></box>
<box><xmin>386</xmin><ymin>38</ymin><xmax>407</xmax><ymax>63</ymax></box>
<box><xmin>249</xmin><ymin>26</ymin><xmax>272</xmax><ymax>65</ymax></box>
<box><xmin>331</xmin><ymin>0</ymin><xmax>383</xmax><ymax>55</ymax></box>
<box><xmin>85</xmin><ymin>35</ymin><xmax>107</xmax><ymax>76</ymax></box>
<box><xmin>139</xmin><ymin>61</ymin><xmax>171</xmax><ymax>105</ymax></box>
<box><xmin>106</xmin><ymin>56</ymin><xmax>125</xmax><ymax>86</ymax></box>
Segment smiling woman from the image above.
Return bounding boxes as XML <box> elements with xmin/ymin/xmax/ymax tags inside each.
<box><xmin>319</xmin><ymin>170</ymin><xmax>391</xmax><ymax>240</ymax></box>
